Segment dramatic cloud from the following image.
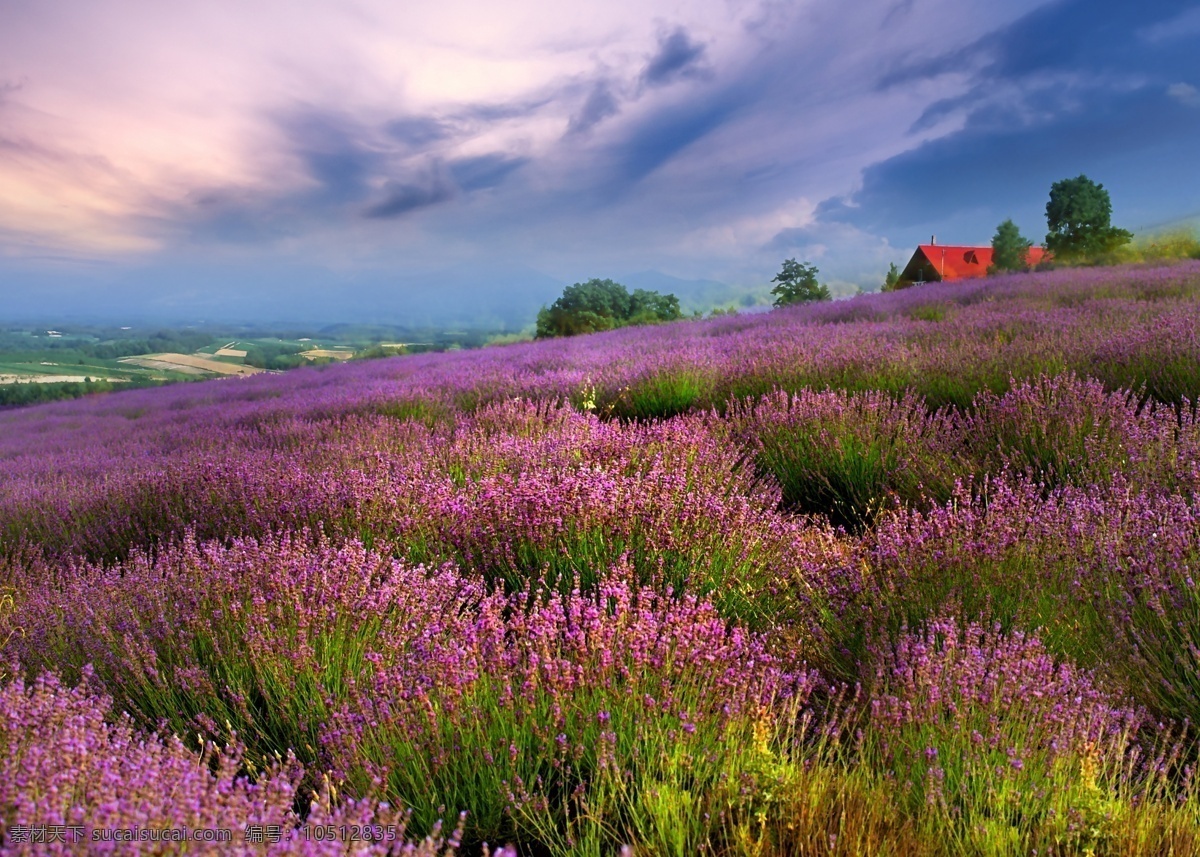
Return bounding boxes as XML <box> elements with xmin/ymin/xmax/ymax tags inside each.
<box><xmin>610</xmin><ymin>90</ymin><xmax>744</xmax><ymax>182</ymax></box>
<box><xmin>0</xmin><ymin>0</ymin><xmax>1196</xmax><ymax>322</ymax></box>
<box><xmin>281</xmin><ymin>110</ymin><xmax>383</xmax><ymax>205</ymax></box>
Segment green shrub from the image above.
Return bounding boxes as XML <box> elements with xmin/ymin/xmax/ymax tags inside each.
<box><xmin>736</xmin><ymin>389</ymin><xmax>963</xmax><ymax>531</ymax></box>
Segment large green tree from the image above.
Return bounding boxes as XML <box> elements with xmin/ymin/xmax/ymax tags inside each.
<box><xmin>535</xmin><ymin>279</ymin><xmax>681</xmax><ymax>338</ymax></box>
<box><xmin>770</xmin><ymin>259</ymin><xmax>831</xmax><ymax>307</ymax></box>
<box><xmin>1044</xmin><ymin>175</ymin><xmax>1132</xmax><ymax>259</ymax></box>
<box><xmin>989</xmin><ymin>219</ymin><xmax>1034</xmax><ymax>274</ymax></box>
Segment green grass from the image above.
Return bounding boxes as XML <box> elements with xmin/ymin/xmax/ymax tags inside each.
<box><xmin>603</xmin><ymin>369</ymin><xmax>715</xmax><ymax>420</ymax></box>
<box><xmin>906</xmin><ymin>304</ymin><xmax>949</xmax><ymax>323</ymax></box>
<box><xmin>723</xmin><ymin>721</ymin><xmax>1199</xmax><ymax>857</ymax></box>
<box><xmin>740</xmin><ymin>392</ymin><xmax>961</xmax><ymax>533</ymax></box>
<box><xmin>366</xmin><ymin>396</ymin><xmax>457</xmax><ymax>428</ymax></box>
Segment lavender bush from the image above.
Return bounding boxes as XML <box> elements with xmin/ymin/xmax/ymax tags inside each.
<box><xmin>8</xmin><ymin>535</ymin><xmax>481</xmax><ymax>772</ymax></box>
<box><xmin>0</xmin><ymin>671</ymin><xmax>513</xmax><ymax>856</ymax></box>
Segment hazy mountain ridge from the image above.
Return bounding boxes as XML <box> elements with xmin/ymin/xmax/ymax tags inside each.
<box><xmin>618</xmin><ymin>270</ymin><xmax>770</xmax><ymax>313</ymax></box>
<box><xmin>4</xmin><ymin>263</ymin><xmax>763</xmax><ymax>328</ymax></box>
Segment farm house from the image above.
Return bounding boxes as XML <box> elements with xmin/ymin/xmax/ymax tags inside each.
<box><xmin>898</xmin><ymin>237</ymin><xmax>1047</xmax><ymax>286</ymax></box>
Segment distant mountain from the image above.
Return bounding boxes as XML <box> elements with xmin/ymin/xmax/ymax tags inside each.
<box><xmin>1</xmin><ymin>262</ymin><xmax>772</xmax><ymax>328</ymax></box>
<box><xmin>320</xmin><ymin>264</ymin><xmax>566</xmax><ymax>330</ymax></box>
<box><xmin>618</xmin><ymin>271</ymin><xmax>769</xmax><ymax>314</ymax></box>
<box><xmin>1</xmin><ymin>261</ymin><xmax>567</xmax><ymax>330</ymax></box>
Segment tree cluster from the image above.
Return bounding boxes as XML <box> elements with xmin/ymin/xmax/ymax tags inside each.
<box><xmin>0</xmin><ymin>378</ymin><xmax>160</xmax><ymax>409</ymax></box>
<box><xmin>988</xmin><ymin>174</ymin><xmax>1132</xmax><ymax>273</ymax></box>
<box><xmin>535</xmin><ymin>279</ymin><xmax>682</xmax><ymax>338</ymax></box>
<box><xmin>0</xmin><ymin>329</ymin><xmax>220</xmax><ymax>361</ymax></box>
<box><xmin>240</xmin><ymin>342</ymin><xmax>306</xmax><ymax>370</ymax></box>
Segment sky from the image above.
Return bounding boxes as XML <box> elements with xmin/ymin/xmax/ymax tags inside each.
<box><xmin>1</xmin><ymin>0</ymin><xmax>1198</xmax><ymax>325</ymax></box>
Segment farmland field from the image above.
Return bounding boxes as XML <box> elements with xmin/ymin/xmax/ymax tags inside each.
<box><xmin>0</xmin><ymin>324</ymin><xmax>519</xmax><ymax>410</ymax></box>
<box><xmin>3</xmin><ymin>261</ymin><xmax>1200</xmax><ymax>854</ymax></box>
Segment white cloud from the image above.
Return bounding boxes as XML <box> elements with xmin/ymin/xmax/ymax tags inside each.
<box><xmin>677</xmin><ymin>199</ymin><xmax>817</xmax><ymax>257</ymax></box>
<box><xmin>1139</xmin><ymin>7</ymin><xmax>1200</xmax><ymax>43</ymax></box>
<box><xmin>1167</xmin><ymin>82</ymin><xmax>1200</xmax><ymax>108</ymax></box>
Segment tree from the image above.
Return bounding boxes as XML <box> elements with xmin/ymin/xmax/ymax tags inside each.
<box><xmin>770</xmin><ymin>259</ymin><xmax>830</xmax><ymax>307</ymax></box>
<box><xmin>989</xmin><ymin>219</ymin><xmax>1034</xmax><ymax>274</ymax></box>
<box><xmin>881</xmin><ymin>262</ymin><xmax>901</xmax><ymax>292</ymax></box>
<box><xmin>1045</xmin><ymin>175</ymin><xmax>1132</xmax><ymax>259</ymax></box>
<box><xmin>535</xmin><ymin>278</ymin><xmax>681</xmax><ymax>338</ymax></box>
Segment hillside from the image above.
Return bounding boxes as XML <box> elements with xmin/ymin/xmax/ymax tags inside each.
<box><xmin>2</xmin><ymin>261</ymin><xmax>1200</xmax><ymax>854</ymax></box>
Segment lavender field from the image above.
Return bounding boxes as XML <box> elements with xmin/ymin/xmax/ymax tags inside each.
<box><xmin>3</xmin><ymin>262</ymin><xmax>1200</xmax><ymax>855</ymax></box>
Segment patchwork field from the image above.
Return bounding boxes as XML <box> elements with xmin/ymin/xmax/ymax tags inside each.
<box><xmin>118</xmin><ymin>352</ymin><xmax>265</xmax><ymax>376</ymax></box>
<box><xmin>0</xmin><ymin>326</ymin><xmax>522</xmax><ymax>410</ymax></box>
<box><xmin>2</xmin><ymin>261</ymin><xmax>1200</xmax><ymax>854</ymax></box>
<box><xmin>0</xmin><ymin>360</ymin><xmax>147</xmax><ymax>385</ymax></box>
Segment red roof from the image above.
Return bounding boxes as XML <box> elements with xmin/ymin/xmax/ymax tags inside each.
<box><xmin>913</xmin><ymin>244</ymin><xmax>1047</xmax><ymax>281</ymax></box>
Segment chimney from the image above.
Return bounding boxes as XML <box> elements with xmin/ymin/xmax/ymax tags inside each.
<box><xmin>931</xmin><ymin>235</ymin><xmax>936</xmax><ymax>245</ymax></box>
